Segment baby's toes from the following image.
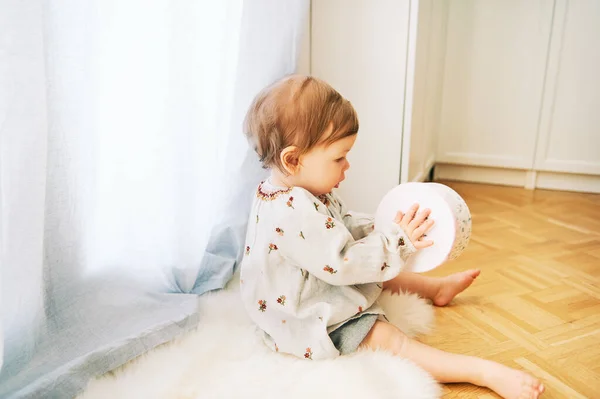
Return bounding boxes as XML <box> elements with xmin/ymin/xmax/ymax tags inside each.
<box><xmin>520</xmin><ymin>375</ymin><xmax>544</xmax><ymax>399</ymax></box>
<box><xmin>535</xmin><ymin>381</ymin><xmax>545</xmax><ymax>396</ymax></box>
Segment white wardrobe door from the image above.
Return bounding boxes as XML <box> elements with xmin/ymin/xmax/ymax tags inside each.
<box><xmin>438</xmin><ymin>0</ymin><xmax>554</xmax><ymax>169</ymax></box>
<box><xmin>535</xmin><ymin>0</ymin><xmax>600</xmax><ymax>175</ymax></box>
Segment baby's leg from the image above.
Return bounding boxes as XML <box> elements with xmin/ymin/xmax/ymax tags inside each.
<box><xmin>360</xmin><ymin>321</ymin><xmax>544</xmax><ymax>399</ymax></box>
<box><xmin>383</xmin><ymin>269</ymin><xmax>480</xmax><ymax>306</ymax></box>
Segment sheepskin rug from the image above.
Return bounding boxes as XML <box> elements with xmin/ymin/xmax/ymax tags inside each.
<box><xmin>79</xmin><ymin>274</ymin><xmax>440</xmax><ymax>399</ymax></box>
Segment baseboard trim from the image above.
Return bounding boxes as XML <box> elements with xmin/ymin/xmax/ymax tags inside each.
<box><xmin>411</xmin><ymin>156</ymin><xmax>436</xmax><ymax>183</ymax></box>
<box><xmin>434</xmin><ymin>163</ymin><xmax>600</xmax><ymax>194</ymax></box>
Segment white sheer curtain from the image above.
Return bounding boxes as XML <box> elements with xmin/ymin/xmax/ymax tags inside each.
<box><xmin>0</xmin><ymin>0</ymin><xmax>308</xmax><ymax>396</ymax></box>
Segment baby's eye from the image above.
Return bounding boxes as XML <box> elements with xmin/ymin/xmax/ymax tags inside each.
<box><xmin>335</xmin><ymin>157</ymin><xmax>345</xmax><ymax>162</ymax></box>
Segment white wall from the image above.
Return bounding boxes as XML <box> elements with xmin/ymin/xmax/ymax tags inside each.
<box><xmin>404</xmin><ymin>0</ymin><xmax>448</xmax><ymax>183</ymax></box>
<box><xmin>296</xmin><ymin>6</ymin><xmax>311</xmax><ymax>76</ymax></box>
<box><xmin>311</xmin><ymin>0</ymin><xmax>411</xmax><ymax>213</ymax></box>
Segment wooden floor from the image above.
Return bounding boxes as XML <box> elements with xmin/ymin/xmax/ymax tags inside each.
<box><xmin>421</xmin><ymin>181</ymin><xmax>600</xmax><ymax>398</ymax></box>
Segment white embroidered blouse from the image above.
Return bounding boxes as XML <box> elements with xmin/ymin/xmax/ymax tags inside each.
<box><xmin>240</xmin><ymin>180</ymin><xmax>416</xmax><ymax>360</ymax></box>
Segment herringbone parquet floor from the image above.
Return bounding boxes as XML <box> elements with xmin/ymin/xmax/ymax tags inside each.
<box><xmin>422</xmin><ymin>181</ymin><xmax>600</xmax><ymax>398</ymax></box>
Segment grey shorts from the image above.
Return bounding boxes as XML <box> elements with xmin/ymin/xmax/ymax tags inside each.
<box><xmin>329</xmin><ymin>314</ymin><xmax>379</xmax><ymax>355</ymax></box>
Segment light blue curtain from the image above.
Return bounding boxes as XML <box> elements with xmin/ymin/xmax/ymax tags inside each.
<box><xmin>0</xmin><ymin>0</ymin><xmax>308</xmax><ymax>397</ymax></box>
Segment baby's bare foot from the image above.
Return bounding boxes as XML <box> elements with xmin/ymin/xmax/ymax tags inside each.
<box><xmin>432</xmin><ymin>269</ymin><xmax>480</xmax><ymax>306</ymax></box>
<box><xmin>482</xmin><ymin>362</ymin><xmax>545</xmax><ymax>399</ymax></box>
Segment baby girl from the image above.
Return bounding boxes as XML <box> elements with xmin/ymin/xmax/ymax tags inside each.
<box><xmin>240</xmin><ymin>75</ymin><xmax>544</xmax><ymax>399</ymax></box>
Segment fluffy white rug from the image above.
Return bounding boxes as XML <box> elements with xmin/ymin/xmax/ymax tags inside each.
<box><xmin>79</xmin><ymin>274</ymin><xmax>440</xmax><ymax>399</ymax></box>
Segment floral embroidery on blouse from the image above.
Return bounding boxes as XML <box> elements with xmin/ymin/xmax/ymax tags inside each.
<box><xmin>304</xmin><ymin>348</ymin><xmax>313</xmax><ymax>360</ymax></box>
<box><xmin>256</xmin><ymin>181</ymin><xmax>292</xmax><ymax>201</ymax></box>
<box><xmin>323</xmin><ymin>265</ymin><xmax>337</xmax><ymax>274</ymax></box>
<box><xmin>325</xmin><ymin>217</ymin><xmax>335</xmax><ymax>229</ymax></box>
<box><xmin>258</xmin><ymin>300</ymin><xmax>267</xmax><ymax>312</ymax></box>
<box><xmin>268</xmin><ymin>243</ymin><xmax>278</xmax><ymax>254</ymax></box>
<box><xmin>286</xmin><ymin>196</ymin><xmax>295</xmax><ymax>209</ymax></box>
<box><xmin>277</xmin><ymin>295</ymin><xmax>286</xmax><ymax>305</ymax></box>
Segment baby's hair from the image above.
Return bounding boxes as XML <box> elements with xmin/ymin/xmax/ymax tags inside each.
<box><xmin>243</xmin><ymin>74</ymin><xmax>359</xmax><ymax>171</ymax></box>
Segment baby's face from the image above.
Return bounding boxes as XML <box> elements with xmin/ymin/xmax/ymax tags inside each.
<box><xmin>295</xmin><ymin>134</ymin><xmax>356</xmax><ymax>197</ymax></box>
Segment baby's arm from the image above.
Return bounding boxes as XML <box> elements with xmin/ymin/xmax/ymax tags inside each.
<box><xmin>278</xmin><ymin>190</ymin><xmax>416</xmax><ymax>286</ymax></box>
<box><xmin>342</xmin><ymin>211</ymin><xmax>374</xmax><ymax>240</ymax></box>
<box><xmin>332</xmin><ymin>191</ymin><xmax>435</xmax><ymax>250</ymax></box>
<box><xmin>329</xmin><ymin>191</ymin><xmax>375</xmax><ymax>240</ymax></box>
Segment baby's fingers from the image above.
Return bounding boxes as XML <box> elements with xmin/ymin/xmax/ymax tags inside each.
<box><xmin>408</xmin><ymin>208</ymin><xmax>431</xmax><ymax>231</ymax></box>
<box><xmin>401</xmin><ymin>204</ymin><xmax>419</xmax><ymax>227</ymax></box>
<box><xmin>412</xmin><ymin>219</ymin><xmax>435</xmax><ymax>240</ymax></box>
<box><xmin>394</xmin><ymin>211</ymin><xmax>404</xmax><ymax>224</ymax></box>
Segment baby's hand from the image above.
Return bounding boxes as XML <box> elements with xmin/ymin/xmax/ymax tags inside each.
<box><xmin>394</xmin><ymin>204</ymin><xmax>434</xmax><ymax>250</ymax></box>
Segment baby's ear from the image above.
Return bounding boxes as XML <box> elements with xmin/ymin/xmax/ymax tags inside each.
<box><xmin>280</xmin><ymin>146</ymin><xmax>300</xmax><ymax>175</ymax></box>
